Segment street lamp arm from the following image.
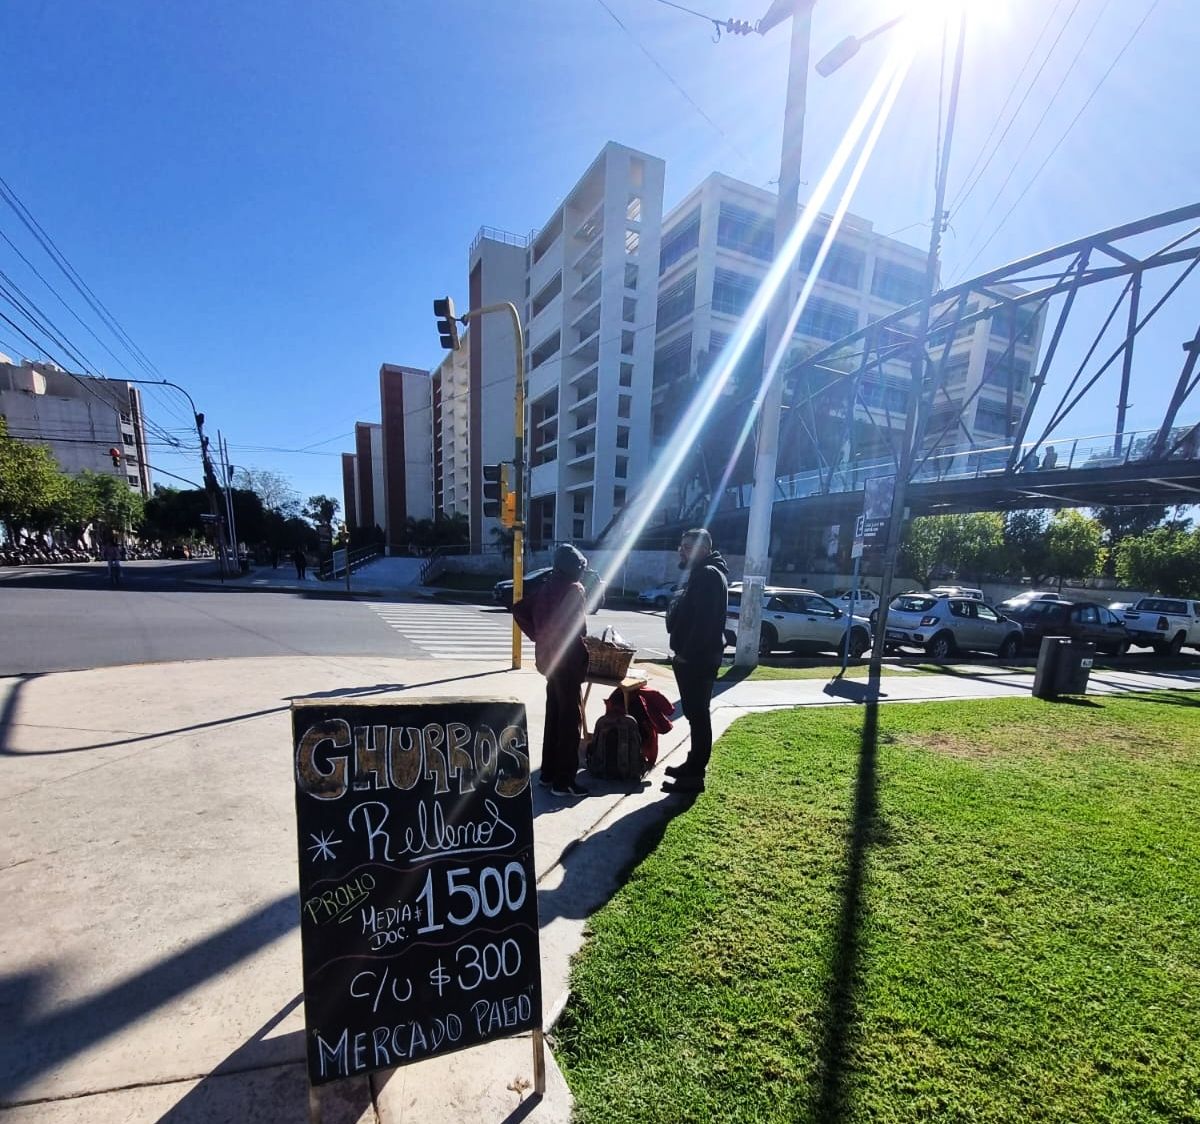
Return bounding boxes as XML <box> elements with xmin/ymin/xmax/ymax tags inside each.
<box><xmin>816</xmin><ymin>13</ymin><xmax>905</xmax><ymax>76</ymax></box>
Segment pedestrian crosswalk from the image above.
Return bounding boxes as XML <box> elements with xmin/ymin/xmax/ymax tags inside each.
<box><xmin>367</xmin><ymin>602</ymin><xmax>533</xmax><ymax>660</ymax></box>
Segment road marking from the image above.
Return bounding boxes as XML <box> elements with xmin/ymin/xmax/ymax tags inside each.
<box><xmin>366</xmin><ymin>602</ymin><xmax>531</xmax><ymax>660</ymax></box>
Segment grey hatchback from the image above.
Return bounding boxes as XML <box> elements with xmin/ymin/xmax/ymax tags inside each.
<box><xmin>884</xmin><ymin>592</ymin><xmax>1022</xmax><ymax>660</ymax></box>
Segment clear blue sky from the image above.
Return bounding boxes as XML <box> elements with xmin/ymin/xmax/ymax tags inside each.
<box><xmin>2</xmin><ymin>0</ymin><xmax>1195</xmax><ymax>503</ymax></box>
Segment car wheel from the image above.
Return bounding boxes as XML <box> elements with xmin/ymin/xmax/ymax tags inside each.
<box><xmin>1164</xmin><ymin>631</ymin><xmax>1185</xmax><ymax>657</ymax></box>
<box><xmin>843</xmin><ymin>628</ymin><xmax>870</xmax><ymax>660</ymax></box>
<box><xmin>925</xmin><ymin>632</ymin><xmax>954</xmax><ymax>661</ymax></box>
<box><xmin>758</xmin><ymin>625</ymin><xmax>777</xmax><ymax>657</ymax></box>
<box><xmin>997</xmin><ymin>634</ymin><xmax>1020</xmax><ymax>660</ymax></box>
<box><xmin>1104</xmin><ymin>641</ymin><xmax>1130</xmax><ymax>657</ymax></box>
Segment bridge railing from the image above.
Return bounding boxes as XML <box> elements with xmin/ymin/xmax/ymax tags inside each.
<box><xmin>711</xmin><ymin>422</ymin><xmax>1197</xmax><ymax>513</ymax></box>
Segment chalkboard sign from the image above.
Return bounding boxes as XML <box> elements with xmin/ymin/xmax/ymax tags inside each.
<box><xmin>291</xmin><ymin>698</ymin><xmax>541</xmax><ymax>1086</ymax></box>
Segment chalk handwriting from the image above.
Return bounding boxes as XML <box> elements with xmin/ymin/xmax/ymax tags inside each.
<box><xmin>346</xmin><ymin>798</ymin><xmax>518</xmax><ymax>864</ymax></box>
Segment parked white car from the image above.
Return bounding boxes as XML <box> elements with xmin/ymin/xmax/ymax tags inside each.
<box><xmin>725</xmin><ymin>587</ymin><xmax>873</xmax><ymax>659</ymax></box>
<box><xmin>929</xmin><ymin>585</ymin><xmax>984</xmax><ymax>602</ymax></box>
<box><xmin>822</xmin><ymin>587</ymin><xmax>881</xmax><ymax>623</ymax></box>
<box><xmin>637</xmin><ymin>581</ymin><xmax>679</xmax><ymax>609</ymax></box>
<box><xmin>1120</xmin><ymin>596</ymin><xmax>1200</xmax><ymax>655</ymax></box>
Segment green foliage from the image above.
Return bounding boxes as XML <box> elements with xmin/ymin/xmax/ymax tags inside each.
<box><xmin>0</xmin><ymin>417</ymin><xmax>68</xmax><ymax>537</ymax></box>
<box><xmin>303</xmin><ymin>494</ymin><xmax>340</xmax><ymax>527</ymax></box>
<box><xmin>558</xmin><ymin>694</ymin><xmax>1200</xmax><ymax>1123</ymax></box>
<box><xmin>899</xmin><ymin>512</ymin><xmax>1005</xmax><ymax>586</ymax></box>
<box><xmin>402</xmin><ymin>511</ymin><xmax>470</xmax><ymax>553</ymax></box>
<box><xmin>1114</xmin><ymin>527</ymin><xmax>1200</xmax><ymax>597</ymax></box>
<box><xmin>1002</xmin><ymin>509</ymin><xmax>1050</xmax><ymax>581</ymax></box>
<box><xmin>1045</xmin><ymin>508</ymin><xmax>1103</xmax><ymax>582</ymax></box>
<box><xmin>142</xmin><ymin>486</ymin><xmax>210</xmax><ymax>542</ymax></box>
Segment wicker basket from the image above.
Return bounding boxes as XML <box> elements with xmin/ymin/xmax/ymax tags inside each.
<box><xmin>584</xmin><ymin>633</ymin><xmax>636</xmax><ymax>680</ymax></box>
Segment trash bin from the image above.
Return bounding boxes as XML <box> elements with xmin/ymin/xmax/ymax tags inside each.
<box><xmin>1033</xmin><ymin>636</ymin><xmax>1095</xmax><ymax>699</ymax></box>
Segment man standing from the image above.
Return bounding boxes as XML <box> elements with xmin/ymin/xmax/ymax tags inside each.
<box><xmin>664</xmin><ymin>528</ymin><xmax>728</xmax><ymax>792</ymax></box>
<box><xmin>513</xmin><ymin>544</ymin><xmax>591</xmax><ymax>798</ymax></box>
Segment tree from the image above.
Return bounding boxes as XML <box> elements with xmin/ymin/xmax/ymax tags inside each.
<box><xmin>142</xmin><ymin>486</ymin><xmax>211</xmax><ymax>543</ymax></box>
<box><xmin>234</xmin><ymin>467</ymin><xmax>299</xmax><ymax>516</ymax></box>
<box><xmin>1091</xmin><ymin>505</ymin><xmax>1167</xmax><ymax>576</ymax></box>
<box><xmin>1003</xmin><ymin>510</ymin><xmax>1051</xmax><ymax>582</ymax></box>
<box><xmin>1044</xmin><ymin>510</ymin><xmax>1103</xmax><ymax>584</ymax></box>
<box><xmin>0</xmin><ymin>418</ymin><xmax>69</xmax><ymax>541</ymax></box>
<box><xmin>303</xmin><ymin>494</ymin><xmax>340</xmax><ymax>527</ymax></box>
<box><xmin>1113</xmin><ymin>527</ymin><xmax>1200</xmax><ymax>597</ymax></box>
<box><xmin>899</xmin><ymin>513</ymin><xmax>1005</xmax><ymax>587</ymax></box>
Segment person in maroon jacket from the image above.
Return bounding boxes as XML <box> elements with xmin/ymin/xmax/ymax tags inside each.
<box><xmin>513</xmin><ymin>544</ymin><xmax>591</xmax><ymax>797</ymax></box>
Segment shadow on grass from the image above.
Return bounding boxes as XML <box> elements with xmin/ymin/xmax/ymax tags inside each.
<box><xmin>813</xmin><ymin>672</ymin><xmax>882</xmax><ymax>1122</ymax></box>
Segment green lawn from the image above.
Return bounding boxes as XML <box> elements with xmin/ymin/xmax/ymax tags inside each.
<box><xmin>555</xmin><ymin>692</ymin><xmax>1200</xmax><ymax>1123</ymax></box>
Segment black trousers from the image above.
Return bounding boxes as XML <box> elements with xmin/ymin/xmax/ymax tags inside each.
<box><xmin>673</xmin><ymin>659</ymin><xmax>717</xmax><ymax>773</ymax></box>
<box><xmin>542</xmin><ymin>670</ymin><xmax>584</xmax><ymax>786</ymax></box>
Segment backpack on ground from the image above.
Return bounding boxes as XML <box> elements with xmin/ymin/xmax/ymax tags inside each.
<box><xmin>585</xmin><ymin>711</ymin><xmax>644</xmax><ymax>781</ymax></box>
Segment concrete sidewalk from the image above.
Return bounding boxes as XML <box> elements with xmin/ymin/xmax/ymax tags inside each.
<box><xmin>2</xmin><ymin>656</ymin><xmax>1198</xmax><ymax>1122</ymax></box>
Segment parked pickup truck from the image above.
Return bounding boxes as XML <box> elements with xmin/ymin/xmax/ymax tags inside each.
<box><xmin>1121</xmin><ymin>597</ymin><xmax>1200</xmax><ymax>655</ymax></box>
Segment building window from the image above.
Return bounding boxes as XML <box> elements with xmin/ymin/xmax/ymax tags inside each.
<box><xmin>872</xmin><ymin>260</ymin><xmax>926</xmax><ymax>305</ymax></box>
<box><xmin>616</xmin><ymin>426</ymin><xmax>630</xmax><ymax>448</ymax></box>
<box><xmin>619</xmin><ymin>362</ymin><xmax>634</xmax><ymax>387</ymax></box>
<box><xmin>626</xmin><ymin>196</ymin><xmax>642</xmax><ymax>223</ymax></box>
<box><xmin>975</xmin><ymin>403</ymin><xmax>1010</xmax><ymax>434</ymax></box>
<box><xmin>617</xmin><ymin>395</ymin><xmax>631</xmax><ymax>419</ymax></box>
<box><xmin>943</xmin><ymin>353</ymin><xmax>971</xmax><ymax>384</ymax></box>
<box><xmin>712</xmin><ymin>268</ymin><xmax>758</xmax><ymax>316</ymax></box>
<box><xmin>982</xmin><ymin>350</ymin><xmax>1031</xmax><ymax>388</ymax></box>
<box><xmin>716</xmin><ymin>202</ymin><xmax>773</xmax><ymax>260</ymax></box>
<box><xmin>531</xmin><ymin>272</ymin><xmax>562</xmax><ymax>319</ymax></box>
<box><xmin>859</xmin><ymin>377</ymin><xmax>909</xmax><ymax>413</ymax></box>
<box><xmin>574</xmin><ymin>493</ymin><xmax>587</xmax><ymax>514</ymax></box>
<box><xmin>989</xmin><ymin>304</ymin><xmax>1039</xmax><ymax>343</ymax></box>
<box><xmin>630</xmin><ymin>157</ymin><xmax>644</xmax><ymax>188</ymax></box>
<box><xmin>797</xmin><ymin>297</ymin><xmax>857</xmax><ymax>342</ymax></box>
<box><xmin>614</xmin><ymin>486</ymin><xmax>627</xmax><ymax>507</ymax></box>
<box><xmin>615</xmin><ymin>455</ymin><xmax>628</xmax><ymax>478</ymax></box>
<box><xmin>621</xmin><ymin>330</ymin><xmax>635</xmax><ymax>355</ymax></box>
<box><xmin>625</xmin><ymin>229</ymin><xmax>640</xmax><ymax>255</ymax></box>
<box><xmin>625</xmin><ymin>262</ymin><xmax>638</xmax><ymax>290</ymax></box>
<box><xmin>530</xmin><ymin>331</ymin><xmax>561</xmax><ymax>370</ymax></box>
<box><xmin>574</xmin><ymin>519</ymin><xmax>585</xmax><ymax>537</ymax></box>
<box><xmin>654</xmin><ymin>334</ymin><xmax>692</xmax><ymax>386</ymax></box>
<box><xmin>656</xmin><ymin>271</ymin><xmax>696</xmax><ymax>329</ymax></box>
<box><xmin>623</xmin><ymin>296</ymin><xmax>637</xmax><ymax>324</ymax></box>
<box><xmin>799</xmin><ymin>237</ymin><xmax>865</xmax><ymax>289</ymax></box>
<box><xmin>659</xmin><ymin>207</ymin><xmax>700</xmax><ymax>274</ymax></box>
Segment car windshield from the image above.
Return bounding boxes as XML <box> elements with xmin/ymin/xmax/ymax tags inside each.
<box><xmin>892</xmin><ymin>594</ymin><xmax>936</xmax><ymax>613</ymax></box>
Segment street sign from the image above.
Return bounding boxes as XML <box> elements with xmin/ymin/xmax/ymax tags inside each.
<box><xmin>851</xmin><ymin>514</ymin><xmax>865</xmax><ymax>560</ymax></box>
<box><xmin>861</xmin><ymin>475</ymin><xmax>895</xmax><ymax>557</ymax></box>
<box><xmin>291</xmin><ymin>699</ymin><xmax>541</xmax><ymax>1087</ymax></box>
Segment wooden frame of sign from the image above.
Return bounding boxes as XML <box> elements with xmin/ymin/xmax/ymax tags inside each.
<box><xmin>292</xmin><ymin>697</ymin><xmax>545</xmax><ymax>1118</ymax></box>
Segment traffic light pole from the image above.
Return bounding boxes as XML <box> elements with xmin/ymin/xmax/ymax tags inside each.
<box><xmin>460</xmin><ymin>302</ymin><xmax>526</xmax><ymax>670</ymax></box>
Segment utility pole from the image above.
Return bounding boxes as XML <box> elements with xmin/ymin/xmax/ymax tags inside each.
<box><xmin>219</xmin><ymin>430</ymin><xmax>239</xmax><ymax>571</ymax></box>
<box><xmin>735</xmin><ymin>0</ymin><xmax>815</xmax><ymax>668</ymax></box>
<box><xmin>867</xmin><ymin>13</ymin><xmax>967</xmax><ymax>678</ymax></box>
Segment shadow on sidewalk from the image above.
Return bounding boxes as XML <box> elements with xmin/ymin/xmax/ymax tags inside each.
<box><xmin>0</xmin><ymin>893</ymin><xmax>299</xmax><ymax>1105</ymax></box>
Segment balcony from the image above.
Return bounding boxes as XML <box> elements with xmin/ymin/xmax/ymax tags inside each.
<box><xmin>572</xmin><ymin>237</ymin><xmax>603</xmax><ymax>279</ymax></box>
<box><xmin>569</xmin><ymin>360</ymin><xmax>599</xmax><ymax>388</ymax></box>
<box><xmin>572</xmin><ymin>267</ymin><xmax>602</xmax><ymax>304</ymax></box>
<box><xmin>573</xmin><ymin>200</ymin><xmax>604</xmax><ymax>244</ymax></box>
<box><xmin>569</xmin><ymin>330</ymin><xmax>600</xmax><ymax>365</ymax></box>
<box><xmin>570</xmin><ymin>298</ymin><xmax>602</xmax><ymax>339</ymax></box>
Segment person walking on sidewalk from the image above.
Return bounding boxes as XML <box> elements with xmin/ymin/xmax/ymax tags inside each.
<box><xmin>664</xmin><ymin>528</ymin><xmax>729</xmax><ymax>792</ymax></box>
<box><xmin>513</xmin><ymin>544</ymin><xmax>591</xmax><ymax>798</ymax></box>
<box><xmin>292</xmin><ymin>546</ymin><xmax>307</xmax><ymax>580</ymax></box>
<box><xmin>102</xmin><ymin>539</ymin><xmax>123</xmax><ymax>587</ymax></box>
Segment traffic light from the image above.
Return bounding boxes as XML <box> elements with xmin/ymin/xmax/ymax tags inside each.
<box><xmin>434</xmin><ymin>297</ymin><xmax>461</xmax><ymax>351</ymax></box>
<box><xmin>482</xmin><ymin>462</ymin><xmax>510</xmax><ymax>519</ymax></box>
<box><xmin>109</xmin><ymin>447</ymin><xmax>122</xmax><ymax>468</ymax></box>
<box><xmin>501</xmin><ymin>490</ymin><xmax>517</xmax><ymax>529</ymax></box>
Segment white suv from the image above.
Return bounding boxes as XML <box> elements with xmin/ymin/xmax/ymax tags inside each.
<box><xmin>884</xmin><ymin>592</ymin><xmax>1022</xmax><ymax>660</ymax></box>
<box><xmin>726</xmin><ymin>587</ymin><xmax>873</xmax><ymax>658</ymax></box>
<box><xmin>822</xmin><ymin>588</ymin><xmax>881</xmax><ymax>624</ymax></box>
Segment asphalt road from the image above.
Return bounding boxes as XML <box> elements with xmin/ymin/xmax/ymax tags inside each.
<box><xmin>0</xmin><ymin>561</ymin><xmax>675</xmax><ymax>675</ymax></box>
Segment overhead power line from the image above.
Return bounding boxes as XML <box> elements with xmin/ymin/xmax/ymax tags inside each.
<box><xmin>948</xmin><ymin>0</ymin><xmax>1077</xmax><ymax>215</ymax></box>
<box><xmin>955</xmin><ymin>0</ymin><xmax>1162</xmax><ymax>280</ymax></box>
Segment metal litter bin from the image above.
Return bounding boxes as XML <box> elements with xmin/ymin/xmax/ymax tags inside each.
<box><xmin>1033</xmin><ymin>636</ymin><xmax>1096</xmax><ymax>699</ymax></box>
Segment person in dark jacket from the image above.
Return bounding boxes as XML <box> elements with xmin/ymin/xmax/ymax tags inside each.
<box><xmin>513</xmin><ymin>544</ymin><xmax>590</xmax><ymax>797</ymax></box>
<box><xmin>663</xmin><ymin>528</ymin><xmax>729</xmax><ymax>791</ymax></box>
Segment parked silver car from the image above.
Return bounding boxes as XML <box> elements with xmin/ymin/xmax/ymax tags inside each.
<box><xmin>884</xmin><ymin>592</ymin><xmax>1022</xmax><ymax>660</ymax></box>
<box><xmin>726</xmin><ymin>587</ymin><xmax>873</xmax><ymax>658</ymax></box>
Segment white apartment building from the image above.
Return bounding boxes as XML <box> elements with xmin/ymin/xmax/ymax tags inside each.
<box><xmin>431</xmin><ymin>339</ymin><xmax>471</xmax><ymax>520</ymax></box>
<box><xmin>651</xmin><ymin>173</ymin><xmax>1042</xmax><ymax>521</ymax></box>
<box><xmin>523</xmin><ymin>142</ymin><xmax>665</xmax><ymax>546</ymax></box>
<box><xmin>0</xmin><ymin>358</ymin><xmax>151</xmax><ymax>494</ymax></box>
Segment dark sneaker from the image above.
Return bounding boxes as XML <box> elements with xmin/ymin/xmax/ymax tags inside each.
<box><xmin>664</xmin><ymin>762</ymin><xmax>699</xmax><ymax>779</ymax></box>
<box><xmin>551</xmin><ymin>783</ymin><xmax>589</xmax><ymax>797</ymax></box>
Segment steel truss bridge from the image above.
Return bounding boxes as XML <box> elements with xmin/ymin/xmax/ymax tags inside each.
<box><xmin>649</xmin><ymin>203</ymin><xmax>1200</xmax><ymax>544</ymax></box>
